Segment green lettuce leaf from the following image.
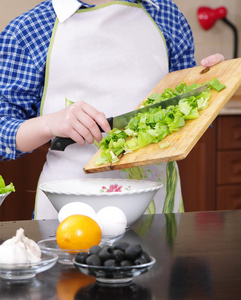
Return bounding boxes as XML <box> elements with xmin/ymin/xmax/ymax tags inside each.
<box><xmin>0</xmin><ymin>175</ymin><xmax>15</xmax><ymax>194</ymax></box>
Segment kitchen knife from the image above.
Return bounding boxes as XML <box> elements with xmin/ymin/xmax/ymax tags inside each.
<box><xmin>51</xmin><ymin>84</ymin><xmax>209</xmax><ymax>151</ymax></box>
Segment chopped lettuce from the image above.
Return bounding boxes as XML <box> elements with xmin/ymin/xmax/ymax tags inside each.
<box><xmin>209</xmin><ymin>77</ymin><xmax>226</xmax><ymax>92</ymax></box>
<box><xmin>160</xmin><ymin>141</ymin><xmax>170</xmax><ymax>149</ymax></box>
<box><xmin>0</xmin><ymin>175</ymin><xmax>15</xmax><ymax>194</ymax></box>
<box><xmin>125</xmin><ymin>138</ymin><xmax>139</xmax><ymax>151</ymax></box>
<box><xmin>96</xmin><ymin>78</ymin><xmax>226</xmax><ymax>165</ymax></box>
<box><xmin>144</xmin><ymin>82</ymin><xmax>202</xmax><ymax>107</ymax></box>
<box><xmin>65</xmin><ymin>96</ymin><xmax>74</xmax><ymax>107</ymax></box>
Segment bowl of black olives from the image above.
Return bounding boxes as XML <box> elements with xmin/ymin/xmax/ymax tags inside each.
<box><xmin>74</xmin><ymin>241</ymin><xmax>156</xmax><ymax>286</ymax></box>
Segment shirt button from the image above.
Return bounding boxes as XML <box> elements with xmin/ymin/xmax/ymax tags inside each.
<box><xmin>6</xmin><ymin>147</ymin><xmax>12</xmax><ymax>154</ymax></box>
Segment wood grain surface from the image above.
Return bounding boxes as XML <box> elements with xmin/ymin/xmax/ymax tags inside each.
<box><xmin>84</xmin><ymin>58</ymin><xmax>241</xmax><ymax>174</ymax></box>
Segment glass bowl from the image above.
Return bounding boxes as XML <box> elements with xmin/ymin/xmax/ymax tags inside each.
<box><xmin>0</xmin><ymin>251</ymin><xmax>58</xmax><ymax>281</ymax></box>
<box><xmin>99</xmin><ymin>232</ymin><xmax>125</xmax><ymax>247</ymax></box>
<box><xmin>74</xmin><ymin>256</ymin><xmax>156</xmax><ymax>286</ymax></box>
<box><xmin>0</xmin><ymin>192</ymin><xmax>11</xmax><ymax>206</ymax></box>
<box><xmin>38</xmin><ymin>238</ymin><xmax>89</xmax><ymax>265</ymax></box>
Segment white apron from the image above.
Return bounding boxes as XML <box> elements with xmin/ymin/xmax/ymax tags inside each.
<box><xmin>36</xmin><ymin>1</ymin><xmax>183</xmax><ymax>219</ymax></box>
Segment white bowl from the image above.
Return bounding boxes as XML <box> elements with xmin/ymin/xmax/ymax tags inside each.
<box><xmin>39</xmin><ymin>178</ymin><xmax>162</xmax><ymax>226</ymax></box>
<box><xmin>0</xmin><ymin>192</ymin><xmax>11</xmax><ymax>206</ymax></box>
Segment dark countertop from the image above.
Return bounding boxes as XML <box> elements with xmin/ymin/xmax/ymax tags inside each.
<box><xmin>0</xmin><ymin>210</ymin><xmax>241</xmax><ymax>299</ymax></box>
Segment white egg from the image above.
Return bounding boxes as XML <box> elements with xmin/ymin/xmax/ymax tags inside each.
<box><xmin>58</xmin><ymin>202</ymin><xmax>97</xmax><ymax>223</ymax></box>
<box><xmin>96</xmin><ymin>206</ymin><xmax>127</xmax><ymax>236</ymax></box>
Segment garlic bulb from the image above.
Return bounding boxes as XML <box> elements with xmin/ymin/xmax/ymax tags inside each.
<box><xmin>0</xmin><ymin>228</ymin><xmax>41</xmax><ymax>264</ymax></box>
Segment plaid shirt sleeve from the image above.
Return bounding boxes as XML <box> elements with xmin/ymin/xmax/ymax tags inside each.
<box><xmin>0</xmin><ymin>0</ymin><xmax>195</xmax><ymax>161</ymax></box>
<box><xmin>0</xmin><ymin>1</ymin><xmax>55</xmax><ymax>160</ymax></box>
<box><xmin>144</xmin><ymin>0</ymin><xmax>196</xmax><ymax>72</ymax></box>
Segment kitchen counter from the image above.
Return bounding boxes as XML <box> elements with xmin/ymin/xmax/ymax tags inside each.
<box><xmin>0</xmin><ymin>210</ymin><xmax>240</xmax><ymax>299</ymax></box>
<box><xmin>220</xmin><ymin>86</ymin><xmax>241</xmax><ymax>115</ymax></box>
<box><xmin>220</xmin><ymin>100</ymin><xmax>241</xmax><ymax>115</ymax></box>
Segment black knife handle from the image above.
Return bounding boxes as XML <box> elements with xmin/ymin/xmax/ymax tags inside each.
<box><xmin>51</xmin><ymin>117</ymin><xmax>113</xmax><ymax>151</ymax></box>
<box><xmin>51</xmin><ymin>137</ymin><xmax>75</xmax><ymax>151</ymax></box>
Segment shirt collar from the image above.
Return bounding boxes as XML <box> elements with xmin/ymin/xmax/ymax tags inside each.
<box><xmin>52</xmin><ymin>0</ymin><xmax>83</xmax><ymax>23</ymax></box>
<box><xmin>52</xmin><ymin>0</ymin><xmax>157</xmax><ymax>23</ymax></box>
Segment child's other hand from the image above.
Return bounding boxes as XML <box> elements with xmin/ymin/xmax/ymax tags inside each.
<box><xmin>200</xmin><ymin>53</ymin><xmax>225</xmax><ymax>67</ymax></box>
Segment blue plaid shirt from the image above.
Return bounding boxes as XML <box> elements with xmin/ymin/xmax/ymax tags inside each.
<box><xmin>0</xmin><ymin>0</ymin><xmax>195</xmax><ymax>160</ymax></box>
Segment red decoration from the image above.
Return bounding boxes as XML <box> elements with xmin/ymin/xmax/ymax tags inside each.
<box><xmin>197</xmin><ymin>6</ymin><xmax>227</xmax><ymax>30</ymax></box>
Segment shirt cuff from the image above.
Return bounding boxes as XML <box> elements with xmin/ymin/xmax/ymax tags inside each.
<box><xmin>0</xmin><ymin>119</ymin><xmax>29</xmax><ymax>160</ymax></box>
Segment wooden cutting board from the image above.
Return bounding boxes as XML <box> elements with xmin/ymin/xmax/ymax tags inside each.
<box><xmin>84</xmin><ymin>58</ymin><xmax>241</xmax><ymax>174</ymax></box>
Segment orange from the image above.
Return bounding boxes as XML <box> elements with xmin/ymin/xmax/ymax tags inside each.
<box><xmin>56</xmin><ymin>214</ymin><xmax>101</xmax><ymax>251</ymax></box>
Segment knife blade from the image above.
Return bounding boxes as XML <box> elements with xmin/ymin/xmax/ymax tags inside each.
<box><xmin>51</xmin><ymin>84</ymin><xmax>208</xmax><ymax>151</ymax></box>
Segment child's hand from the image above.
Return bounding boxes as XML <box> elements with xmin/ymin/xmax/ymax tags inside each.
<box><xmin>48</xmin><ymin>100</ymin><xmax>111</xmax><ymax>146</ymax></box>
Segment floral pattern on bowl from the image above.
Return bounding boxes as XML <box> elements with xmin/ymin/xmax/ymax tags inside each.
<box><xmin>100</xmin><ymin>184</ymin><xmax>131</xmax><ymax>193</ymax></box>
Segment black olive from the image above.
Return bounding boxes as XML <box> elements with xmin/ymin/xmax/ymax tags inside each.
<box><xmin>76</xmin><ymin>243</ymin><xmax>152</xmax><ymax>269</ymax></box>
<box><xmin>120</xmin><ymin>260</ymin><xmax>132</xmax><ymax>267</ymax></box>
<box><xmin>134</xmin><ymin>257</ymin><xmax>147</xmax><ymax>265</ymax></box>
<box><xmin>113</xmin><ymin>241</ymin><xmax>130</xmax><ymax>252</ymax></box>
<box><xmin>98</xmin><ymin>246</ymin><xmax>114</xmax><ymax>261</ymax></box>
<box><xmin>86</xmin><ymin>254</ymin><xmax>102</xmax><ymax>266</ymax></box>
<box><xmin>140</xmin><ymin>251</ymin><xmax>151</xmax><ymax>263</ymax></box>
<box><xmin>113</xmin><ymin>249</ymin><xmax>125</xmax><ymax>262</ymax></box>
<box><xmin>104</xmin><ymin>259</ymin><xmax>118</xmax><ymax>267</ymax></box>
<box><xmin>125</xmin><ymin>244</ymin><xmax>143</xmax><ymax>260</ymax></box>
<box><xmin>75</xmin><ymin>252</ymin><xmax>89</xmax><ymax>264</ymax></box>
<box><xmin>89</xmin><ymin>245</ymin><xmax>102</xmax><ymax>255</ymax></box>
